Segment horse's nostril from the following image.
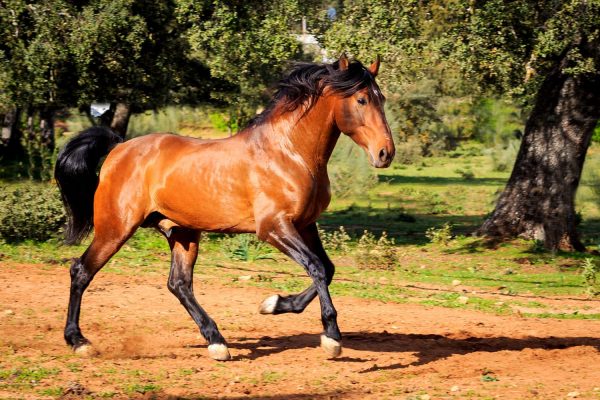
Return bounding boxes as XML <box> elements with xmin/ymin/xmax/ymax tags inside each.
<box><xmin>379</xmin><ymin>148</ymin><xmax>388</xmax><ymax>162</ymax></box>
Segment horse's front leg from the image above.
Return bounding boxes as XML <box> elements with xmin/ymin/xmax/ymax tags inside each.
<box><xmin>258</xmin><ymin>218</ymin><xmax>342</xmax><ymax>358</ymax></box>
<box><xmin>258</xmin><ymin>222</ymin><xmax>334</xmax><ymax>315</ymax></box>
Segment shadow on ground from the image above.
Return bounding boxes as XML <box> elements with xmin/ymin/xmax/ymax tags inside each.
<box><xmin>377</xmin><ymin>174</ymin><xmax>507</xmax><ymax>187</ymax></box>
<box><xmin>226</xmin><ymin>331</ymin><xmax>600</xmax><ymax>371</ymax></box>
<box><xmin>137</xmin><ymin>392</ymin><xmax>349</xmax><ymax>400</ymax></box>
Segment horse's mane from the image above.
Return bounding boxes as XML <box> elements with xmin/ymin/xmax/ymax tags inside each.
<box><xmin>247</xmin><ymin>59</ymin><xmax>380</xmax><ymax>128</ymax></box>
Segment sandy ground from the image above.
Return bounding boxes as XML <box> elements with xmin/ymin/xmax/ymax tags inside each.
<box><xmin>1</xmin><ymin>261</ymin><xmax>600</xmax><ymax>399</ymax></box>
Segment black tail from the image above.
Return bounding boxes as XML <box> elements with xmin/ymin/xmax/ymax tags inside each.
<box><xmin>54</xmin><ymin>126</ymin><xmax>123</xmax><ymax>245</ymax></box>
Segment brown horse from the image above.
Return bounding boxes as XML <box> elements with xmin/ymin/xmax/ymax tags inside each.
<box><xmin>55</xmin><ymin>55</ymin><xmax>395</xmax><ymax>361</ymax></box>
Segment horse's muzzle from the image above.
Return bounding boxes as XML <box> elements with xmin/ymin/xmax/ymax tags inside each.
<box><xmin>372</xmin><ymin>146</ymin><xmax>394</xmax><ymax>168</ymax></box>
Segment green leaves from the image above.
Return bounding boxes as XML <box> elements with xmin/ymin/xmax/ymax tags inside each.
<box><xmin>0</xmin><ymin>0</ymin><xmax>195</xmax><ymax>112</ymax></box>
<box><xmin>183</xmin><ymin>0</ymin><xmax>305</xmax><ymax>126</ymax></box>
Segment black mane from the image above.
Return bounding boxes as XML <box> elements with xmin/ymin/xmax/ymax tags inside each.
<box><xmin>247</xmin><ymin>59</ymin><xmax>380</xmax><ymax>127</ymax></box>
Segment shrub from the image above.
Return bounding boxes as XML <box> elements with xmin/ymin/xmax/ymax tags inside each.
<box><xmin>219</xmin><ymin>234</ymin><xmax>275</xmax><ymax>262</ymax></box>
<box><xmin>355</xmin><ymin>230</ymin><xmax>397</xmax><ymax>270</ymax></box>
<box><xmin>454</xmin><ymin>168</ymin><xmax>475</xmax><ymax>180</ymax></box>
<box><xmin>328</xmin><ymin>135</ymin><xmax>378</xmax><ymax>198</ymax></box>
<box><xmin>484</xmin><ymin>139</ymin><xmax>520</xmax><ymax>172</ymax></box>
<box><xmin>582</xmin><ymin>258</ymin><xmax>600</xmax><ymax>296</ymax></box>
<box><xmin>425</xmin><ymin>222</ymin><xmax>453</xmax><ymax>245</ymax></box>
<box><xmin>0</xmin><ymin>184</ymin><xmax>66</xmax><ymax>242</ymax></box>
<box><xmin>127</xmin><ymin>107</ymin><xmax>180</xmax><ymax>137</ymax></box>
<box><xmin>318</xmin><ymin>225</ymin><xmax>351</xmax><ymax>253</ymax></box>
<box><xmin>394</xmin><ymin>137</ymin><xmax>423</xmax><ymax>165</ymax></box>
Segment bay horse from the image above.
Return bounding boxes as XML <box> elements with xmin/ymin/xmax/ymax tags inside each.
<box><xmin>55</xmin><ymin>55</ymin><xmax>395</xmax><ymax>361</ymax></box>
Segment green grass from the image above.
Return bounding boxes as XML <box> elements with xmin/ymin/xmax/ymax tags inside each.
<box><xmin>0</xmin><ymin>366</ymin><xmax>61</xmax><ymax>390</ymax></box>
<box><xmin>123</xmin><ymin>382</ymin><xmax>162</xmax><ymax>395</ymax></box>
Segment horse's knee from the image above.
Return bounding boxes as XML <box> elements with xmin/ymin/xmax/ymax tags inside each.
<box><xmin>167</xmin><ymin>277</ymin><xmax>191</xmax><ymax>298</ymax></box>
<box><xmin>69</xmin><ymin>259</ymin><xmax>93</xmax><ymax>289</ymax></box>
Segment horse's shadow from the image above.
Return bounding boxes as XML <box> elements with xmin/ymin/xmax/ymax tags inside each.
<box><xmin>228</xmin><ymin>331</ymin><xmax>600</xmax><ymax>371</ymax></box>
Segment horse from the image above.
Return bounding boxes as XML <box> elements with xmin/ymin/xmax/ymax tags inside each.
<box><xmin>55</xmin><ymin>54</ymin><xmax>395</xmax><ymax>361</ymax></box>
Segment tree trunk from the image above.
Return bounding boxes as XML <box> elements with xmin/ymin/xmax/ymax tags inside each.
<box><xmin>95</xmin><ymin>102</ymin><xmax>131</xmax><ymax>138</ymax></box>
<box><xmin>477</xmin><ymin>67</ymin><xmax>600</xmax><ymax>251</ymax></box>
<box><xmin>0</xmin><ymin>108</ymin><xmax>25</xmax><ymax>159</ymax></box>
<box><xmin>39</xmin><ymin>107</ymin><xmax>55</xmax><ymax>151</ymax></box>
<box><xmin>109</xmin><ymin>103</ymin><xmax>131</xmax><ymax>139</ymax></box>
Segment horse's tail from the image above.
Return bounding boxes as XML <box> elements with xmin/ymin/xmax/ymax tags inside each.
<box><xmin>54</xmin><ymin>126</ymin><xmax>123</xmax><ymax>245</ymax></box>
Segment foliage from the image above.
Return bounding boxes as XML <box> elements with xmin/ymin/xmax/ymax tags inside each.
<box><xmin>180</xmin><ymin>0</ymin><xmax>320</xmax><ymax>126</ymax></box>
<box><xmin>127</xmin><ymin>108</ymin><xmax>181</xmax><ymax>138</ymax></box>
<box><xmin>394</xmin><ymin>137</ymin><xmax>423</xmax><ymax>165</ymax></box>
<box><xmin>0</xmin><ymin>184</ymin><xmax>65</xmax><ymax>242</ymax></box>
<box><xmin>484</xmin><ymin>139</ymin><xmax>520</xmax><ymax>173</ymax></box>
<box><xmin>320</xmin><ymin>1</ymin><xmax>474</xmax><ymax>152</ymax></box>
<box><xmin>318</xmin><ymin>225</ymin><xmax>351</xmax><ymax>253</ymax></box>
<box><xmin>320</xmin><ymin>0</ymin><xmax>600</xmax><ymax>153</ymax></box>
<box><xmin>69</xmin><ymin>0</ymin><xmax>191</xmax><ymax>108</ymax></box>
<box><xmin>219</xmin><ymin>234</ymin><xmax>276</xmax><ymax>262</ymax></box>
<box><xmin>453</xmin><ymin>0</ymin><xmax>600</xmax><ymax>101</ymax></box>
<box><xmin>22</xmin><ymin>121</ymin><xmax>56</xmax><ymax>181</ymax></box>
<box><xmin>328</xmin><ymin>135</ymin><xmax>378</xmax><ymax>198</ymax></box>
<box><xmin>355</xmin><ymin>230</ymin><xmax>397</xmax><ymax>270</ymax></box>
<box><xmin>474</xmin><ymin>98</ymin><xmax>524</xmax><ymax>145</ymax></box>
<box><xmin>455</xmin><ymin>168</ymin><xmax>475</xmax><ymax>181</ymax></box>
<box><xmin>0</xmin><ymin>0</ymin><xmax>202</xmax><ymax>111</ymax></box>
<box><xmin>0</xmin><ymin>0</ymin><xmax>74</xmax><ymax>109</ymax></box>
<box><xmin>582</xmin><ymin>258</ymin><xmax>600</xmax><ymax>296</ymax></box>
<box><xmin>593</xmin><ymin>122</ymin><xmax>600</xmax><ymax>143</ymax></box>
<box><xmin>208</xmin><ymin>112</ymin><xmax>236</xmax><ymax>133</ymax></box>
<box><xmin>425</xmin><ymin>222</ymin><xmax>453</xmax><ymax>246</ymax></box>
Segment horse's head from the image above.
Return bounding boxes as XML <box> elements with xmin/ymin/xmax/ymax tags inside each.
<box><xmin>331</xmin><ymin>55</ymin><xmax>395</xmax><ymax>168</ymax></box>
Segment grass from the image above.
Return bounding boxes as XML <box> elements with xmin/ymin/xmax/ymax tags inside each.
<box><xmin>123</xmin><ymin>382</ymin><xmax>162</xmax><ymax>395</ymax></box>
<box><xmin>0</xmin><ymin>366</ymin><xmax>61</xmax><ymax>390</ymax></box>
<box><xmin>3</xmin><ymin>131</ymin><xmax>600</xmax><ymax>322</ymax></box>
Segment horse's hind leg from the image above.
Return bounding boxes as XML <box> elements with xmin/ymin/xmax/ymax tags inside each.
<box><xmin>165</xmin><ymin>228</ymin><xmax>230</xmax><ymax>361</ymax></box>
<box><xmin>65</xmin><ymin>230</ymin><xmax>132</xmax><ymax>354</ymax></box>
<box><xmin>259</xmin><ymin>223</ymin><xmax>334</xmax><ymax>315</ymax></box>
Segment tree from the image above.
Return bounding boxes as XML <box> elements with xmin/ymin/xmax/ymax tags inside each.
<box><xmin>322</xmin><ymin>0</ymin><xmax>600</xmax><ymax>251</ymax></box>
<box><xmin>68</xmin><ymin>0</ymin><xmax>208</xmax><ymax>137</ymax></box>
<box><xmin>0</xmin><ymin>0</ymin><xmax>217</xmax><ymax>152</ymax></box>
<box><xmin>0</xmin><ymin>0</ymin><xmax>75</xmax><ymax>159</ymax></box>
<box><xmin>454</xmin><ymin>0</ymin><xmax>600</xmax><ymax>251</ymax></box>
<box><xmin>319</xmin><ymin>0</ymin><xmax>477</xmax><ymax>152</ymax></box>
<box><xmin>179</xmin><ymin>0</ymin><xmax>322</xmax><ymax>128</ymax></box>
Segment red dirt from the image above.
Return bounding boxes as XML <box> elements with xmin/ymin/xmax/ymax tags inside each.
<box><xmin>1</xmin><ymin>262</ymin><xmax>600</xmax><ymax>399</ymax></box>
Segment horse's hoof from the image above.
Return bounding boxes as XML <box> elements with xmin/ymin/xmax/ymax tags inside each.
<box><xmin>208</xmin><ymin>343</ymin><xmax>231</xmax><ymax>361</ymax></box>
<box><xmin>258</xmin><ymin>294</ymin><xmax>279</xmax><ymax>314</ymax></box>
<box><xmin>320</xmin><ymin>334</ymin><xmax>342</xmax><ymax>358</ymax></box>
<box><xmin>73</xmin><ymin>343</ymin><xmax>97</xmax><ymax>357</ymax></box>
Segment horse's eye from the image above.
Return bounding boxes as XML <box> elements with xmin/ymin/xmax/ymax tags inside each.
<box><xmin>357</xmin><ymin>98</ymin><xmax>367</xmax><ymax>105</ymax></box>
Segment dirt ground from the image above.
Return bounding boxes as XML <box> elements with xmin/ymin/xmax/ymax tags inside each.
<box><xmin>1</xmin><ymin>262</ymin><xmax>600</xmax><ymax>400</ymax></box>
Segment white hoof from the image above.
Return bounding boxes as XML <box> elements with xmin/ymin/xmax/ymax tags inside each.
<box><xmin>208</xmin><ymin>343</ymin><xmax>231</xmax><ymax>361</ymax></box>
<box><xmin>258</xmin><ymin>295</ymin><xmax>279</xmax><ymax>314</ymax></box>
<box><xmin>320</xmin><ymin>334</ymin><xmax>342</xmax><ymax>358</ymax></box>
<box><xmin>74</xmin><ymin>343</ymin><xmax>96</xmax><ymax>357</ymax></box>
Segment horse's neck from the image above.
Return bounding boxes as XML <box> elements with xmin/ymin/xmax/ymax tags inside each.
<box><xmin>262</xmin><ymin>98</ymin><xmax>340</xmax><ymax>174</ymax></box>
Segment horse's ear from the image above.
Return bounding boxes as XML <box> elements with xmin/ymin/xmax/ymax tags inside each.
<box><xmin>368</xmin><ymin>55</ymin><xmax>381</xmax><ymax>77</ymax></box>
<box><xmin>339</xmin><ymin>53</ymin><xmax>349</xmax><ymax>71</ymax></box>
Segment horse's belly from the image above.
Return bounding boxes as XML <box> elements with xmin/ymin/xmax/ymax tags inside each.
<box><xmin>155</xmin><ymin>192</ymin><xmax>256</xmax><ymax>233</ymax></box>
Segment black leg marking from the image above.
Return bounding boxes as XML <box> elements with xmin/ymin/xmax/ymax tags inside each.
<box><xmin>263</xmin><ymin>223</ymin><xmax>335</xmax><ymax>315</ymax></box>
<box><xmin>259</xmin><ymin>218</ymin><xmax>342</xmax><ymax>357</ymax></box>
<box><xmin>165</xmin><ymin>228</ymin><xmax>229</xmax><ymax>360</ymax></box>
<box><xmin>64</xmin><ymin>234</ymin><xmax>128</xmax><ymax>353</ymax></box>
